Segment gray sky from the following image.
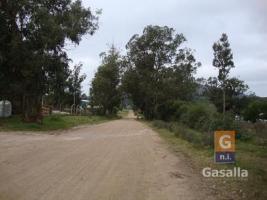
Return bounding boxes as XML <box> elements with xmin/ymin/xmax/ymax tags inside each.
<box><xmin>67</xmin><ymin>0</ymin><xmax>267</xmax><ymax>97</ymax></box>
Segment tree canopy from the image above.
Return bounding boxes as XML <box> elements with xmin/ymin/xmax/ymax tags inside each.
<box><xmin>90</xmin><ymin>46</ymin><xmax>121</xmax><ymax>115</ymax></box>
<box><xmin>122</xmin><ymin>25</ymin><xmax>200</xmax><ymax>119</ymax></box>
<box><xmin>205</xmin><ymin>77</ymin><xmax>248</xmax><ymax>114</ymax></box>
<box><xmin>212</xmin><ymin>33</ymin><xmax>236</xmax><ymax>117</ymax></box>
<box><xmin>0</xmin><ymin>0</ymin><xmax>99</xmax><ymax>121</ymax></box>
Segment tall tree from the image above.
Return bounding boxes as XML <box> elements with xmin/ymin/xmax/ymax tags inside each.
<box><xmin>45</xmin><ymin>53</ymin><xmax>71</xmax><ymax>110</ymax></box>
<box><xmin>90</xmin><ymin>46</ymin><xmax>121</xmax><ymax>115</ymax></box>
<box><xmin>122</xmin><ymin>25</ymin><xmax>200</xmax><ymax>119</ymax></box>
<box><xmin>0</xmin><ymin>0</ymin><xmax>99</xmax><ymax>121</ymax></box>
<box><xmin>212</xmin><ymin>33</ymin><xmax>234</xmax><ymax>119</ymax></box>
<box><xmin>68</xmin><ymin>63</ymin><xmax>87</xmax><ymax>109</ymax></box>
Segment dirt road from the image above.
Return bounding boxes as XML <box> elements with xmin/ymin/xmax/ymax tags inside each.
<box><xmin>0</xmin><ymin>116</ymin><xmax>214</xmax><ymax>200</ymax></box>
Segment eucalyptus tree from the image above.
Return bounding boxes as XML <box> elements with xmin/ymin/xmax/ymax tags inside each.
<box><xmin>68</xmin><ymin>63</ymin><xmax>87</xmax><ymax>108</ymax></box>
<box><xmin>90</xmin><ymin>46</ymin><xmax>121</xmax><ymax>115</ymax></box>
<box><xmin>212</xmin><ymin>33</ymin><xmax>235</xmax><ymax>119</ymax></box>
<box><xmin>122</xmin><ymin>25</ymin><xmax>200</xmax><ymax>119</ymax></box>
<box><xmin>0</xmin><ymin>0</ymin><xmax>99</xmax><ymax>121</ymax></box>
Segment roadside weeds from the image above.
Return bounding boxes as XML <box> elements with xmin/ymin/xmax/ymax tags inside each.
<box><xmin>145</xmin><ymin>121</ymin><xmax>267</xmax><ymax>200</ymax></box>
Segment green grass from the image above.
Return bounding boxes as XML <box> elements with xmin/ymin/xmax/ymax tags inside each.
<box><xmin>147</xmin><ymin>121</ymin><xmax>267</xmax><ymax>200</ymax></box>
<box><xmin>0</xmin><ymin>115</ymin><xmax>116</xmax><ymax>132</ymax></box>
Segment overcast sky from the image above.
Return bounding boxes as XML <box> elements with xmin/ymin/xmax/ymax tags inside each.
<box><xmin>67</xmin><ymin>0</ymin><xmax>267</xmax><ymax>97</ymax></box>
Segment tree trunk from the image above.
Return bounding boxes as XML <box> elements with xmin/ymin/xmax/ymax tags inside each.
<box><xmin>22</xmin><ymin>94</ymin><xmax>43</xmax><ymax>123</ymax></box>
<box><xmin>223</xmin><ymin>88</ymin><xmax>226</xmax><ymax>123</ymax></box>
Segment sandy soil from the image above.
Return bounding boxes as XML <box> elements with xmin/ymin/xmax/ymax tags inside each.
<box><xmin>0</xmin><ymin>114</ymin><xmax>215</xmax><ymax>200</ymax></box>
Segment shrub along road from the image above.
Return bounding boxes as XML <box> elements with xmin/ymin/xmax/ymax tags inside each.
<box><xmin>0</xmin><ymin>115</ymin><xmax>215</xmax><ymax>200</ymax></box>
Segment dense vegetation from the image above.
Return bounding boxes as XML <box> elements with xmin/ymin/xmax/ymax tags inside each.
<box><xmin>0</xmin><ymin>0</ymin><xmax>99</xmax><ymax>121</ymax></box>
<box><xmin>1</xmin><ymin>1</ymin><xmax>266</xmax><ymax>129</ymax></box>
<box><xmin>151</xmin><ymin>122</ymin><xmax>267</xmax><ymax>199</ymax></box>
<box><xmin>90</xmin><ymin>25</ymin><xmax>266</xmax><ymax>124</ymax></box>
<box><xmin>87</xmin><ymin>25</ymin><xmax>267</xmax><ymax>156</ymax></box>
<box><xmin>122</xmin><ymin>25</ymin><xmax>200</xmax><ymax>119</ymax></box>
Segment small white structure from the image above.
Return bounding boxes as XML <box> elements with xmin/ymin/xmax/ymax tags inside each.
<box><xmin>0</xmin><ymin>100</ymin><xmax>12</xmax><ymax>118</ymax></box>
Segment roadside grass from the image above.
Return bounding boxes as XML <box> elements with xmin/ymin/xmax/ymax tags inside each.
<box><xmin>0</xmin><ymin>115</ymin><xmax>116</xmax><ymax>132</ymax></box>
<box><xmin>146</xmin><ymin>121</ymin><xmax>267</xmax><ymax>200</ymax></box>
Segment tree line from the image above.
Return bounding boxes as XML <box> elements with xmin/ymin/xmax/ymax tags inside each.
<box><xmin>90</xmin><ymin>25</ymin><xmax>266</xmax><ymax>123</ymax></box>
<box><xmin>1</xmin><ymin>0</ymin><xmax>265</xmax><ymax>124</ymax></box>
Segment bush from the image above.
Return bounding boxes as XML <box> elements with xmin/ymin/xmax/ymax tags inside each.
<box><xmin>208</xmin><ymin>112</ymin><xmax>237</xmax><ymax>131</ymax></box>
<box><xmin>180</xmin><ymin>101</ymin><xmax>217</xmax><ymax>130</ymax></box>
<box><xmin>152</xmin><ymin>120</ymin><xmax>213</xmax><ymax>146</ymax></box>
<box><xmin>153</xmin><ymin>100</ymin><xmax>258</xmax><ymax>147</ymax></box>
<box><xmin>237</xmin><ymin>128</ymin><xmax>255</xmax><ymax>141</ymax></box>
<box><xmin>155</xmin><ymin>100</ymin><xmax>187</xmax><ymax>121</ymax></box>
<box><xmin>243</xmin><ymin>100</ymin><xmax>267</xmax><ymax>122</ymax></box>
<box><xmin>180</xmin><ymin>128</ymin><xmax>203</xmax><ymax>145</ymax></box>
